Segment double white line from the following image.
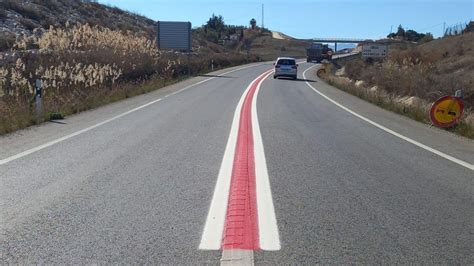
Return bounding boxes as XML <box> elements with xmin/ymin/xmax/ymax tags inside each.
<box><xmin>199</xmin><ymin>70</ymin><xmax>280</xmax><ymax>254</ymax></box>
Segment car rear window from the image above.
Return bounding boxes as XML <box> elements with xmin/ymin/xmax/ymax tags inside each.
<box><xmin>277</xmin><ymin>59</ymin><xmax>296</xmax><ymax>65</ymax></box>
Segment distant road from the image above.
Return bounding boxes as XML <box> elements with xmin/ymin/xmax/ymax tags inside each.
<box><xmin>1</xmin><ymin>62</ymin><xmax>473</xmax><ymax>264</ymax></box>
<box><xmin>272</xmin><ymin>31</ymin><xmax>293</xmax><ymax>40</ymax></box>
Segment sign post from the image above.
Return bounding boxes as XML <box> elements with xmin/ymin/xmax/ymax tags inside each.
<box><xmin>35</xmin><ymin>79</ymin><xmax>43</xmax><ymax>123</ymax></box>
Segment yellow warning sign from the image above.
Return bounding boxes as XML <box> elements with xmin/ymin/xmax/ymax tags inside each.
<box><xmin>430</xmin><ymin>96</ymin><xmax>464</xmax><ymax>128</ymax></box>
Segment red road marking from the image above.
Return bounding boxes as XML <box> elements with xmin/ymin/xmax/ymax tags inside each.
<box><xmin>222</xmin><ymin>70</ymin><xmax>273</xmax><ymax>250</ymax></box>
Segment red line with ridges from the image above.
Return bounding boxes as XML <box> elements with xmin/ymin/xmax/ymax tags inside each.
<box><xmin>221</xmin><ymin>70</ymin><xmax>272</xmax><ymax>250</ymax></box>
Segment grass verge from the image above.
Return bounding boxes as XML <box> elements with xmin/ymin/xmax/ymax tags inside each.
<box><xmin>319</xmin><ymin>64</ymin><xmax>474</xmax><ymax>139</ymax></box>
<box><xmin>0</xmin><ymin>62</ymin><xmax>253</xmax><ymax>135</ymax></box>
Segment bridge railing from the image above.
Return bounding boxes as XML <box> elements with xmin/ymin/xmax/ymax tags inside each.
<box><xmin>311</xmin><ymin>38</ymin><xmax>370</xmax><ymax>42</ymax></box>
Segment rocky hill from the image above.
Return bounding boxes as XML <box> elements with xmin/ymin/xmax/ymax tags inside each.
<box><xmin>0</xmin><ymin>0</ymin><xmax>312</xmax><ymax>59</ymax></box>
<box><xmin>0</xmin><ymin>0</ymin><xmax>156</xmax><ymax>50</ymax></box>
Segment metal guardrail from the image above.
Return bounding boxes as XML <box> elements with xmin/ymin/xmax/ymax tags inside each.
<box><xmin>330</xmin><ymin>52</ymin><xmax>361</xmax><ymax>69</ymax></box>
<box><xmin>332</xmin><ymin>52</ymin><xmax>361</xmax><ymax>60</ymax></box>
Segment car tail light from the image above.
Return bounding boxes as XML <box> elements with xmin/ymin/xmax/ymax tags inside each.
<box><xmin>275</xmin><ymin>65</ymin><xmax>281</xmax><ymax>68</ymax></box>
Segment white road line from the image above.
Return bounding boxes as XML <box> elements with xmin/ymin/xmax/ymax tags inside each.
<box><xmin>252</xmin><ymin>72</ymin><xmax>281</xmax><ymax>251</ymax></box>
<box><xmin>199</xmin><ymin>74</ymin><xmax>256</xmax><ymax>250</ymax></box>
<box><xmin>0</xmin><ymin>63</ymin><xmax>268</xmax><ymax>166</ymax></box>
<box><xmin>0</xmin><ymin>99</ymin><xmax>162</xmax><ymax>166</ymax></box>
<box><xmin>302</xmin><ymin>66</ymin><xmax>474</xmax><ymax>171</ymax></box>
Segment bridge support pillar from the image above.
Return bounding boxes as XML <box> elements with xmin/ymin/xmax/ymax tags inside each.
<box><xmin>335</xmin><ymin>42</ymin><xmax>338</xmax><ymax>52</ymax></box>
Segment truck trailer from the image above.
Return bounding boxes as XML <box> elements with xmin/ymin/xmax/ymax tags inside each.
<box><xmin>306</xmin><ymin>43</ymin><xmax>333</xmax><ymax>63</ymax></box>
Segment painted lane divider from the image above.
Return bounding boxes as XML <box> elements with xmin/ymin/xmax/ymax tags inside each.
<box><xmin>199</xmin><ymin>69</ymin><xmax>280</xmax><ymax>252</ymax></box>
<box><xmin>221</xmin><ymin>70</ymin><xmax>270</xmax><ymax>250</ymax></box>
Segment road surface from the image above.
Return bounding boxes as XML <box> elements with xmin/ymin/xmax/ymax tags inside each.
<box><xmin>1</xmin><ymin>62</ymin><xmax>473</xmax><ymax>264</ymax></box>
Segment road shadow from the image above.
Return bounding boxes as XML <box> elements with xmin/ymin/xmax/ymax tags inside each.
<box><xmin>276</xmin><ymin>77</ymin><xmax>317</xmax><ymax>82</ymax></box>
<box><xmin>198</xmin><ymin>74</ymin><xmax>234</xmax><ymax>78</ymax></box>
<box><xmin>49</xmin><ymin>120</ymin><xmax>67</xmax><ymax>125</ymax></box>
<box><xmin>295</xmin><ymin>78</ymin><xmax>316</xmax><ymax>82</ymax></box>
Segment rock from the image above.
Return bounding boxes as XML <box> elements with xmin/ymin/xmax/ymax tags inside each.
<box><xmin>335</xmin><ymin>66</ymin><xmax>345</xmax><ymax>76</ymax></box>
<box><xmin>355</xmin><ymin>80</ymin><xmax>365</xmax><ymax>87</ymax></box>
<box><xmin>464</xmin><ymin>113</ymin><xmax>474</xmax><ymax>126</ymax></box>
<box><xmin>369</xmin><ymin>86</ymin><xmax>378</xmax><ymax>93</ymax></box>
<box><xmin>399</xmin><ymin>96</ymin><xmax>422</xmax><ymax>107</ymax></box>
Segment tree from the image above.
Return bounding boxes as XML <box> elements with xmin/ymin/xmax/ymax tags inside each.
<box><xmin>387</xmin><ymin>25</ymin><xmax>433</xmax><ymax>43</ymax></box>
<box><xmin>387</xmin><ymin>32</ymin><xmax>397</xmax><ymax>39</ymax></box>
<box><xmin>250</xmin><ymin>18</ymin><xmax>257</xmax><ymax>29</ymax></box>
<box><xmin>405</xmin><ymin>29</ymin><xmax>420</xmax><ymax>41</ymax></box>
<box><xmin>419</xmin><ymin>33</ymin><xmax>434</xmax><ymax>43</ymax></box>
<box><xmin>396</xmin><ymin>24</ymin><xmax>405</xmax><ymax>38</ymax></box>
<box><xmin>207</xmin><ymin>14</ymin><xmax>225</xmax><ymax>32</ymax></box>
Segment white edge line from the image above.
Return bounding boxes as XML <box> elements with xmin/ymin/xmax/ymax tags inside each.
<box><xmin>252</xmin><ymin>71</ymin><xmax>281</xmax><ymax>251</ymax></box>
<box><xmin>199</xmin><ymin>70</ymin><xmax>272</xmax><ymax>250</ymax></box>
<box><xmin>302</xmin><ymin>66</ymin><xmax>474</xmax><ymax>171</ymax></box>
<box><xmin>0</xmin><ymin>63</ymin><xmax>268</xmax><ymax>166</ymax></box>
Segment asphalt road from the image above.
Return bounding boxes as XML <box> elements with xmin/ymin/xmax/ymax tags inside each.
<box><xmin>1</xmin><ymin>62</ymin><xmax>473</xmax><ymax>264</ymax></box>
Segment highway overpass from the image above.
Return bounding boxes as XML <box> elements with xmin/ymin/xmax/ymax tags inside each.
<box><xmin>311</xmin><ymin>37</ymin><xmax>374</xmax><ymax>51</ymax></box>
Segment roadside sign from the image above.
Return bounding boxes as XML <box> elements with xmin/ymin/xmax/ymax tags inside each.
<box><xmin>429</xmin><ymin>95</ymin><xmax>464</xmax><ymax>128</ymax></box>
<box><xmin>362</xmin><ymin>43</ymin><xmax>388</xmax><ymax>60</ymax></box>
<box><xmin>35</xmin><ymin>79</ymin><xmax>43</xmax><ymax>121</ymax></box>
<box><xmin>157</xmin><ymin>21</ymin><xmax>192</xmax><ymax>52</ymax></box>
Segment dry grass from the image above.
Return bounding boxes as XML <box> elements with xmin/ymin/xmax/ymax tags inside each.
<box><xmin>0</xmin><ymin>23</ymin><xmax>258</xmax><ymax>135</ymax></box>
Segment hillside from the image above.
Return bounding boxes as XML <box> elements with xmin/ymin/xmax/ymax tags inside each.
<box><xmin>239</xmin><ymin>30</ymin><xmax>310</xmax><ymax>60</ymax></box>
<box><xmin>0</xmin><ymin>0</ymin><xmax>156</xmax><ymax>50</ymax></box>
<box><xmin>0</xmin><ymin>0</ymin><xmax>311</xmax><ymax>59</ymax></box>
<box><xmin>341</xmin><ymin>33</ymin><xmax>473</xmax><ymax>108</ymax></box>
<box><xmin>416</xmin><ymin>33</ymin><xmax>473</xmax><ymax>98</ymax></box>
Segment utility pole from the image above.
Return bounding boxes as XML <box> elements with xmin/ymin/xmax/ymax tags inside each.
<box><xmin>262</xmin><ymin>3</ymin><xmax>264</xmax><ymax>29</ymax></box>
<box><xmin>443</xmin><ymin>22</ymin><xmax>446</xmax><ymax>36</ymax></box>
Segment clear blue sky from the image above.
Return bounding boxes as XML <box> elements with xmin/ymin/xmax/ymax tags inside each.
<box><xmin>99</xmin><ymin>0</ymin><xmax>473</xmax><ymax>39</ymax></box>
